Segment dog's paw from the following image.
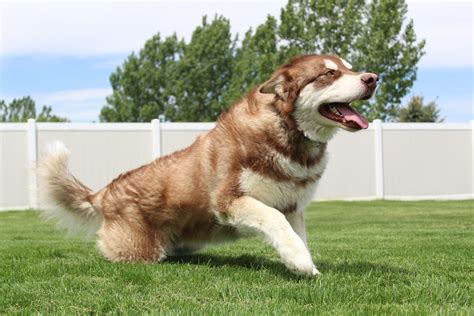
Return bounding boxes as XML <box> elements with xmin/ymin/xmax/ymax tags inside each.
<box><xmin>289</xmin><ymin>262</ymin><xmax>321</xmax><ymax>277</ymax></box>
<box><xmin>281</xmin><ymin>248</ymin><xmax>317</xmax><ymax>276</ymax></box>
<box><xmin>293</xmin><ymin>263</ymin><xmax>321</xmax><ymax>277</ymax></box>
<box><xmin>312</xmin><ymin>265</ymin><xmax>321</xmax><ymax>276</ymax></box>
<box><xmin>277</xmin><ymin>232</ymin><xmax>320</xmax><ymax>276</ymax></box>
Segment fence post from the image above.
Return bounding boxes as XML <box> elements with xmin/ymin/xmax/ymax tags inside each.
<box><xmin>151</xmin><ymin>119</ymin><xmax>161</xmax><ymax>159</ymax></box>
<box><xmin>471</xmin><ymin>120</ymin><xmax>474</xmax><ymax>198</ymax></box>
<box><xmin>374</xmin><ymin>119</ymin><xmax>385</xmax><ymax>199</ymax></box>
<box><xmin>27</xmin><ymin>118</ymin><xmax>38</xmax><ymax>209</ymax></box>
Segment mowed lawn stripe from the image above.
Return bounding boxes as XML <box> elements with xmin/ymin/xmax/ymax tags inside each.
<box><xmin>0</xmin><ymin>200</ymin><xmax>472</xmax><ymax>314</ymax></box>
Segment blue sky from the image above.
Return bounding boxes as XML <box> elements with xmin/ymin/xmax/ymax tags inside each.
<box><xmin>0</xmin><ymin>0</ymin><xmax>472</xmax><ymax>122</ymax></box>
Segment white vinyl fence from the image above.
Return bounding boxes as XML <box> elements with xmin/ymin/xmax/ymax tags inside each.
<box><xmin>0</xmin><ymin>119</ymin><xmax>472</xmax><ymax>210</ymax></box>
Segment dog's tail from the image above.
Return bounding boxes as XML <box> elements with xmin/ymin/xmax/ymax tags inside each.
<box><xmin>37</xmin><ymin>141</ymin><xmax>102</xmax><ymax>237</ymax></box>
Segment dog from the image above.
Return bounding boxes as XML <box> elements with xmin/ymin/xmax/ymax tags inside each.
<box><xmin>38</xmin><ymin>54</ymin><xmax>378</xmax><ymax>276</ymax></box>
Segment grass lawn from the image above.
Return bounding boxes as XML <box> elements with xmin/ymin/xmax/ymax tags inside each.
<box><xmin>0</xmin><ymin>200</ymin><xmax>472</xmax><ymax>314</ymax></box>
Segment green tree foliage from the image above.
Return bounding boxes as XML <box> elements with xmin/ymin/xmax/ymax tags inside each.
<box><xmin>101</xmin><ymin>16</ymin><xmax>234</xmax><ymax>122</ymax></box>
<box><xmin>100</xmin><ymin>34</ymin><xmax>185</xmax><ymax>122</ymax></box>
<box><xmin>222</xmin><ymin>16</ymin><xmax>281</xmax><ymax>106</ymax></box>
<box><xmin>0</xmin><ymin>97</ymin><xmax>36</xmax><ymax>122</ymax></box>
<box><xmin>36</xmin><ymin>105</ymin><xmax>70</xmax><ymax>122</ymax></box>
<box><xmin>102</xmin><ymin>0</ymin><xmax>424</xmax><ymax>122</ymax></box>
<box><xmin>399</xmin><ymin>95</ymin><xmax>443</xmax><ymax>122</ymax></box>
<box><xmin>0</xmin><ymin>100</ymin><xmax>5</xmax><ymax>121</ymax></box>
<box><xmin>0</xmin><ymin>96</ymin><xmax>69</xmax><ymax>122</ymax></box>
<box><xmin>174</xmin><ymin>16</ymin><xmax>235</xmax><ymax>121</ymax></box>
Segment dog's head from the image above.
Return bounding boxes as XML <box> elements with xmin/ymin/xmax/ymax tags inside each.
<box><xmin>259</xmin><ymin>54</ymin><xmax>378</xmax><ymax>142</ymax></box>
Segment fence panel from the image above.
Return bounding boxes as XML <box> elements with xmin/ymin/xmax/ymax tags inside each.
<box><xmin>36</xmin><ymin>129</ymin><xmax>153</xmax><ymax>194</ymax></box>
<box><xmin>383</xmin><ymin>127</ymin><xmax>472</xmax><ymax>198</ymax></box>
<box><xmin>0</xmin><ymin>120</ymin><xmax>472</xmax><ymax>210</ymax></box>
<box><xmin>0</xmin><ymin>128</ymin><xmax>29</xmax><ymax>209</ymax></box>
<box><xmin>315</xmin><ymin>129</ymin><xmax>376</xmax><ymax>200</ymax></box>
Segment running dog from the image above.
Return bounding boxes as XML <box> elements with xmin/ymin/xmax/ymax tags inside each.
<box><xmin>38</xmin><ymin>54</ymin><xmax>378</xmax><ymax>276</ymax></box>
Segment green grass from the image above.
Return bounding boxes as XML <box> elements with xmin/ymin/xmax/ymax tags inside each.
<box><xmin>0</xmin><ymin>200</ymin><xmax>472</xmax><ymax>314</ymax></box>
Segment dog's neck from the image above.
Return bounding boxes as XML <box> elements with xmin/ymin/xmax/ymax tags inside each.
<box><xmin>263</xmin><ymin>104</ymin><xmax>328</xmax><ymax>165</ymax></box>
<box><xmin>269</xmin><ymin>99</ymin><xmax>337</xmax><ymax>145</ymax></box>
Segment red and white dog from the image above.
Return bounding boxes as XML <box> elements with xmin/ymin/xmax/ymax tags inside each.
<box><xmin>38</xmin><ymin>54</ymin><xmax>378</xmax><ymax>276</ymax></box>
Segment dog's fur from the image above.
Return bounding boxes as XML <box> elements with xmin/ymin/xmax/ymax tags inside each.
<box><xmin>38</xmin><ymin>54</ymin><xmax>378</xmax><ymax>275</ymax></box>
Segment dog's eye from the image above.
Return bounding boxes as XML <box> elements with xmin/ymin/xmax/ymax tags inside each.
<box><xmin>315</xmin><ymin>70</ymin><xmax>337</xmax><ymax>81</ymax></box>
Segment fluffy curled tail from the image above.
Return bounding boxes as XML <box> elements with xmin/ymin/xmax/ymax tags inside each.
<box><xmin>37</xmin><ymin>141</ymin><xmax>102</xmax><ymax>237</ymax></box>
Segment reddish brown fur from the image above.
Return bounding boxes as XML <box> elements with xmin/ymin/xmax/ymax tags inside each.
<box><xmin>42</xmin><ymin>54</ymin><xmax>373</xmax><ymax>264</ymax></box>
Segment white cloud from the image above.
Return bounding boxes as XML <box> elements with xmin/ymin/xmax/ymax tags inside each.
<box><xmin>39</xmin><ymin>88</ymin><xmax>112</xmax><ymax>103</ymax></box>
<box><xmin>0</xmin><ymin>1</ymin><xmax>284</xmax><ymax>56</ymax></box>
<box><xmin>1</xmin><ymin>1</ymin><xmax>472</xmax><ymax>67</ymax></box>
<box><xmin>406</xmin><ymin>0</ymin><xmax>473</xmax><ymax>68</ymax></box>
<box><xmin>93</xmin><ymin>58</ymin><xmax>125</xmax><ymax>69</ymax></box>
<box><xmin>52</xmin><ymin>102</ymin><xmax>104</xmax><ymax>122</ymax></box>
<box><xmin>35</xmin><ymin>88</ymin><xmax>111</xmax><ymax>121</ymax></box>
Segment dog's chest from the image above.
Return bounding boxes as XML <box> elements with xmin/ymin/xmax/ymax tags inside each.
<box><xmin>239</xmin><ymin>150</ymin><xmax>328</xmax><ymax>212</ymax></box>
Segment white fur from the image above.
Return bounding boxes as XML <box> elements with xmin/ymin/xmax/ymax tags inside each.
<box><xmin>309</xmin><ymin>73</ymin><xmax>366</xmax><ymax>106</ymax></box>
<box><xmin>340</xmin><ymin>58</ymin><xmax>352</xmax><ymax>69</ymax></box>
<box><xmin>37</xmin><ymin>141</ymin><xmax>102</xmax><ymax>238</ymax></box>
<box><xmin>324</xmin><ymin>59</ymin><xmax>338</xmax><ymax>70</ymax></box>
<box><xmin>239</xmin><ymin>169</ymin><xmax>321</xmax><ymax>213</ymax></box>
<box><xmin>227</xmin><ymin>196</ymin><xmax>319</xmax><ymax>276</ymax></box>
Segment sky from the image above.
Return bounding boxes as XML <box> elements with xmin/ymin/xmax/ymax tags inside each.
<box><xmin>0</xmin><ymin>0</ymin><xmax>472</xmax><ymax>122</ymax></box>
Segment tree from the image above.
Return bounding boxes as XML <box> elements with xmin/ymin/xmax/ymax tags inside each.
<box><xmin>173</xmin><ymin>16</ymin><xmax>236</xmax><ymax>121</ymax></box>
<box><xmin>0</xmin><ymin>96</ymin><xmax>69</xmax><ymax>122</ymax></box>
<box><xmin>101</xmin><ymin>16</ymin><xmax>234</xmax><ymax>122</ymax></box>
<box><xmin>100</xmin><ymin>34</ymin><xmax>185</xmax><ymax>122</ymax></box>
<box><xmin>0</xmin><ymin>100</ymin><xmax>6</xmax><ymax>122</ymax></box>
<box><xmin>399</xmin><ymin>95</ymin><xmax>443</xmax><ymax>122</ymax></box>
<box><xmin>101</xmin><ymin>0</ymin><xmax>424</xmax><ymax>122</ymax></box>
<box><xmin>1</xmin><ymin>97</ymin><xmax>36</xmax><ymax>122</ymax></box>
<box><xmin>36</xmin><ymin>105</ymin><xmax>70</xmax><ymax>122</ymax></box>
<box><xmin>222</xmin><ymin>16</ymin><xmax>281</xmax><ymax>106</ymax></box>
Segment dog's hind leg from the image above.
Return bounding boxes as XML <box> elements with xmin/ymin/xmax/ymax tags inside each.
<box><xmin>96</xmin><ymin>219</ymin><xmax>167</xmax><ymax>263</ymax></box>
<box><xmin>224</xmin><ymin>196</ymin><xmax>319</xmax><ymax>276</ymax></box>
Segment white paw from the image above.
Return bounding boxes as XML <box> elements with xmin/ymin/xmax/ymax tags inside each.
<box><xmin>280</xmin><ymin>245</ymin><xmax>317</xmax><ymax>276</ymax></box>
<box><xmin>312</xmin><ymin>265</ymin><xmax>321</xmax><ymax>276</ymax></box>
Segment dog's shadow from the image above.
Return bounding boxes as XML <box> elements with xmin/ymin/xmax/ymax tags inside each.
<box><xmin>164</xmin><ymin>253</ymin><xmax>409</xmax><ymax>279</ymax></box>
<box><xmin>165</xmin><ymin>253</ymin><xmax>289</xmax><ymax>276</ymax></box>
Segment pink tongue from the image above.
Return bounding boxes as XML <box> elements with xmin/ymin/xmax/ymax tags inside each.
<box><xmin>338</xmin><ymin>104</ymin><xmax>369</xmax><ymax>129</ymax></box>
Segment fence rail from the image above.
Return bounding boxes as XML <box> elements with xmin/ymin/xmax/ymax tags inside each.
<box><xmin>0</xmin><ymin>119</ymin><xmax>472</xmax><ymax>210</ymax></box>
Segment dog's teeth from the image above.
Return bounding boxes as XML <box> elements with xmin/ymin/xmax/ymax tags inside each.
<box><xmin>331</xmin><ymin>106</ymin><xmax>342</xmax><ymax>116</ymax></box>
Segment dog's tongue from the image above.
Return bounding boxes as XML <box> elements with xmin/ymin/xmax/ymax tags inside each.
<box><xmin>338</xmin><ymin>104</ymin><xmax>369</xmax><ymax>129</ymax></box>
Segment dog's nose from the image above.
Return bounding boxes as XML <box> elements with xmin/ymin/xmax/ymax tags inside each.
<box><xmin>360</xmin><ymin>73</ymin><xmax>379</xmax><ymax>88</ymax></box>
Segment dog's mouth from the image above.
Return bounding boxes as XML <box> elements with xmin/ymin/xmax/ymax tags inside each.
<box><xmin>318</xmin><ymin>102</ymin><xmax>369</xmax><ymax>130</ymax></box>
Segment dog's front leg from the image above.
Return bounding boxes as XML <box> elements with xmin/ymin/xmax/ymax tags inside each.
<box><xmin>225</xmin><ymin>196</ymin><xmax>320</xmax><ymax>276</ymax></box>
<box><xmin>285</xmin><ymin>211</ymin><xmax>308</xmax><ymax>247</ymax></box>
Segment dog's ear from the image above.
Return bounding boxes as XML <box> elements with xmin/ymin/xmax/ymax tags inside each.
<box><xmin>259</xmin><ymin>75</ymin><xmax>287</xmax><ymax>99</ymax></box>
